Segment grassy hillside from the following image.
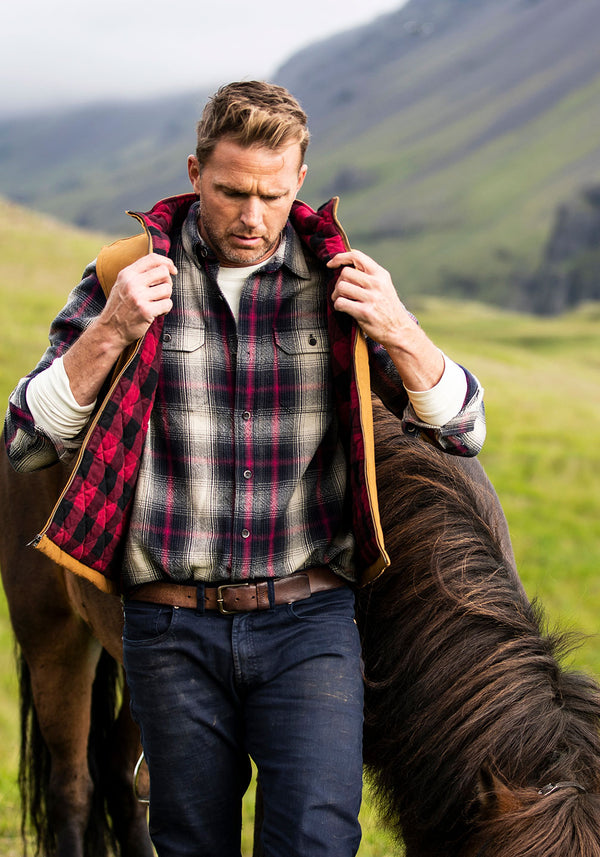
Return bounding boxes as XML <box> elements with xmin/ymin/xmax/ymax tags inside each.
<box><xmin>0</xmin><ymin>200</ymin><xmax>107</xmax><ymax>850</ymax></box>
<box><xmin>0</xmin><ymin>198</ymin><xmax>598</xmax><ymax>854</ymax></box>
<box><xmin>415</xmin><ymin>297</ymin><xmax>600</xmax><ymax>674</ymax></box>
<box><xmin>0</xmin><ymin>199</ymin><xmax>110</xmax><ymax>397</ymax></box>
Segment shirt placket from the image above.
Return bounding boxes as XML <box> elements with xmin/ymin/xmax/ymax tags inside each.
<box><xmin>230</xmin><ymin>271</ymin><xmax>269</xmax><ymax>577</ymax></box>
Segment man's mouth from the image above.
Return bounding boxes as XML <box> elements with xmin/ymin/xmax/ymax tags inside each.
<box><xmin>232</xmin><ymin>234</ymin><xmax>263</xmax><ymax>243</ymax></box>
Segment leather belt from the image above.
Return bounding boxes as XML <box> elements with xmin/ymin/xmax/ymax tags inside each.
<box><xmin>126</xmin><ymin>567</ymin><xmax>346</xmax><ymax>615</ymax></box>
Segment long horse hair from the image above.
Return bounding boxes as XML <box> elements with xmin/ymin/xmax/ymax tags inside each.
<box><xmin>17</xmin><ymin>651</ymin><xmax>49</xmax><ymax>855</ymax></box>
<box><xmin>357</xmin><ymin>401</ymin><xmax>600</xmax><ymax>857</ymax></box>
<box><xmin>18</xmin><ymin>648</ymin><xmax>121</xmax><ymax>857</ymax></box>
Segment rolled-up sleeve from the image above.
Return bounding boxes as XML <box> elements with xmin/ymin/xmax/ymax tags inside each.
<box><xmin>368</xmin><ymin>338</ymin><xmax>486</xmax><ymax>457</ymax></box>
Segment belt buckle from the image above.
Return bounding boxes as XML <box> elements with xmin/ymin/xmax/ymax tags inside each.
<box><xmin>217</xmin><ymin>583</ymin><xmax>252</xmax><ymax>614</ymax></box>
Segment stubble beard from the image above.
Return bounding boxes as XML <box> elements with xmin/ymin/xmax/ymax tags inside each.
<box><xmin>199</xmin><ymin>211</ymin><xmax>280</xmax><ymax>267</ymax></box>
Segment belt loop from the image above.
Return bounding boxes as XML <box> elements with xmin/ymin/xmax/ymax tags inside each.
<box><xmin>267</xmin><ymin>579</ymin><xmax>276</xmax><ymax>610</ymax></box>
<box><xmin>195</xmin><ymin>582</ymin><xmax>206</xmax><ymax>616</ymax></box>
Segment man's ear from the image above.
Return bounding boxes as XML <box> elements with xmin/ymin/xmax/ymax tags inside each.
<box><xmin>296</xmin><ymin>164</ymin><xmax>308</xmax><ymax>196</ymax></box>
<box><xmin>188</xmin><ymin>155</ymin><xmax>201</xmax><ymax>194</ymax></box>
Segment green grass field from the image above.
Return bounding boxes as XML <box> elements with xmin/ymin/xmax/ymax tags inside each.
<box><xmin>0</xmin><ymin>199</ymin><xmax>598</xmax><ymax>854</ymax></box>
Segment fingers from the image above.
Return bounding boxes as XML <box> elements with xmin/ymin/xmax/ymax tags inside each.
<box><xmin>332</xmin><ymin>266</ymin><xmax>369</xmax><ymax>293</ymax></box>
<box><xmin>329</xmin><ymin>250</ymin><xmax>388</xmax><ymax>305</ymax></box>
<box><xmin>327</xmin><ymin>248</ymin><xmax>417</xmax><ymax>349</ymax></box>
<box><xmin>103</xmin><ymin>254</ymin><xmax>177</xmax><ymax>345</ymax></box>
<box><xmin>131</xmin><ymin>252</ymin><xmax>178</xmax><ymax>276</ymax></box>
<box><xmin>121</xmin><ymin>253</ymin><xmax>177</xmax><ymax>290</ymax></box>
<box><xmin>327</xmin><ymin>250</ymin><xmax>389</xmax><ymax>304</ymax></box>
<box><xmin>117</xmin><ymin>254</ymin><xmax>175</xmax><ymax>301</ymax></box>
<box><xmin>326</xmin><ymin>249</ymin><xmax>379</xmax><ymax>275</ymax></box>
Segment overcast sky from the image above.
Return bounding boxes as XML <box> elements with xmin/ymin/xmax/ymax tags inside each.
<box><xmin>2</xmin><ymin>0</ymin><xmax>409</xmax><ymax>117</ymax></box>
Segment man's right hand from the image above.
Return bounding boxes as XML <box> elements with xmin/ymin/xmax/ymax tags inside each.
<box><xmin>101</xmin><ymin>253</ymin><xmax>176</xmax><ymax>348</ymax></box>
<box><xmin>63</xmin><ymin>254</ymin><xmax>177</xmax><ymax>407</ymax></box>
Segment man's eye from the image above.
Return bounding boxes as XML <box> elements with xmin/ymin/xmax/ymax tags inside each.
<box><xmin>221</xmin><ymin>190</ymin><xmax>283</xmax><ymax>201</ymax></box>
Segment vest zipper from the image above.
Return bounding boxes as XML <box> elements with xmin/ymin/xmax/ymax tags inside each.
<box><xmin>330</xmin><ymin>196</ymin><xmax>390</xmax><ymax>579</ymax></box>
<box><xmin>33</xmin><ymin>215</ymin><xmax>153</xmax><ymax>545</ymax></box>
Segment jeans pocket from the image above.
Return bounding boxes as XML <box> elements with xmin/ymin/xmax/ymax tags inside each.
<box><xmin>123</xmin><ymin>601</ymin><xmax>176</xmax><ymax>645</ymax></box>
<box><xmin>288</xmin><ymin>586</ymin><xmax>356</xmax><ymax>622</ymax></box>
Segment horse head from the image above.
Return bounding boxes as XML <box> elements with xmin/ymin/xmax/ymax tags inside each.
<box><xmin>466</xmin><ymin>773</ymin><xmax>600</xmax><ymax>857</ymax></box>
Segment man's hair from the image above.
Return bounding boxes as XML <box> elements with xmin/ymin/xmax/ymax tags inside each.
<box><xmin>195</xmin><ymin>81</ymin><xmax>310</xmax><ymax>167</ymax></box>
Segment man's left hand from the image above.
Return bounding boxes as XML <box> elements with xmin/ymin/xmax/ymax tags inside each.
<box><xmin>327</xmin><ymin>250</ymin><xmax>444</xmax><ymax>391</ymax></box>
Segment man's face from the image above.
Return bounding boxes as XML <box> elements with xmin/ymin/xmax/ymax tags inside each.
<box><xmin>188</xmin><ymin>138</ymin><xmax>307</xmax><ymax>267</ymax></box>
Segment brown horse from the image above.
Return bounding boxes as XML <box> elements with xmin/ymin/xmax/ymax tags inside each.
<box><xmin>4</xmin><ymin>399</ymin><xmax>599</xmax><ymax>857</ymax></box>
<box><xmin>0</xmin><ymin>443</ymin><xmax>153</xmax><ymax>857</ymax></box>
<box><xmin>358</xmin><ymin>401</ymin><xmax>600</xmax><ymax>857</ymax></box>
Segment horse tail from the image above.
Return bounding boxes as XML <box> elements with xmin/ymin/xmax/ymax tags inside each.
<box><xmin>85</xmin><ymin>648</ymin><xmax>121</xmax><ymax>857</ymax></box>
<box><xmin>17</xmin><ymin>647</ymin><xmax>122</xmax><ymax>857</ymax></box>
<box><xmin>17</xmin><ymin>648</ymin><xmax>51</xmax><ymax>856</ymax></box>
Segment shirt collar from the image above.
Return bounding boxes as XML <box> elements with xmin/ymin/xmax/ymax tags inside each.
<box><xmin>181</xmin><ymin>200</ymin><xmax>312</xmax><ymax>281</ymax></box>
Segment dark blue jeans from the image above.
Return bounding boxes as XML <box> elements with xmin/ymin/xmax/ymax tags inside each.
<box><xmin>123</xmin><ymin>586</ymin><xmax>364</xmax><ymax>857</ymax></box>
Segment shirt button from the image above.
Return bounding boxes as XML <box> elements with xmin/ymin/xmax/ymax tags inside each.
<box><xmin>241</xmin><ymin>529</ymin><xmax>250</xmax><ymax>539</ymax></box>
<box><xmin>243</xmin><ymin>469</ymin><xmax>252</xmax><ymax>479</ymax></box>
<box><xmin>163</xmin><ymin>332</ymin><xmax>172</xmax><ymax>343</ymax></box>
<box><xmin>242</xmin><ymin>411</ymin><xmax>251</xmax><ymax>421</ymax></box>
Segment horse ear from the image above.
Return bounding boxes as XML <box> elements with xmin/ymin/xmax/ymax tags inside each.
<box><xmin>476</xmin><ymin>767</ymin><xmax>495</xmax><ymax>807</ymax></box>
<box><xmin>476</xmin><ymin>767</ymin><xmax>521</xmax><ymax>816</ymax></box>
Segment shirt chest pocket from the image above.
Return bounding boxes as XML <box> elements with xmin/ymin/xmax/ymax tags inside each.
<box><xmin>159</xmin><ymin>323</ymin><xmax>208</xmax><ymax>410</ymax></box>
<box><xmin>162</xmin><ymin>324</ymin><xmax>206</xmax><ymax>352</ymax></box>
<box><xmin>273</xmin><ymin>328</ymin><xmax>332</xmax><ymax>414</ymax></box>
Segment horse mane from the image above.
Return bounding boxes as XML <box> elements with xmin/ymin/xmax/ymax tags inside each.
<box><xmin>359</xmin><ymin>400</ymin><xmax>600</xmax><ymax>856</ymax></box>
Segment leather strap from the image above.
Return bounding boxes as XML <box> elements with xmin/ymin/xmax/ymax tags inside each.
<box><xmin>127</xmin><ymin>567</ymin><xmax>346</xmax><ymax>614</ymax></box>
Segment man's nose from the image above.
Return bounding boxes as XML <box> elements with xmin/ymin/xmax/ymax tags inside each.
<box><xmin>240</xmin><ymin>197</ymin><xmax>263</xmax><ymax>229</ymax></box>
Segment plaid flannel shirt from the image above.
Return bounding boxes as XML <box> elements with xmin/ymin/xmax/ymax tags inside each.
<box><xmin>4</xmin><ymin>195</ymin><xmax>486</xmax><ymax>591</ymax></box>
<box><xmin>124</xmin><ymin>204</ymin><xmax>358</xmax><ymax>585</ymax></box>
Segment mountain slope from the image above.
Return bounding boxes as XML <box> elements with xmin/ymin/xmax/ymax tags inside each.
<box><xmin>0</xmin><ymin>91</ymin><xmax>207</xmax><ymax>235</ymax></box>
<box><xmin>277</xmin><ymin>0</ymin><xmax>600</xmax><ymax>303</ymax></box>
<box><xmin>1</xmin><ymin>0</ymin><xmax>600</xmax><ymax>306</ymax></box>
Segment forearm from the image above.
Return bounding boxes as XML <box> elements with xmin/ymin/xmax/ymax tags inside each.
<box><xmin>384</xmin><ymin>324</ymin><xmax>445</xmax><ymax>392</ymax></box>
<box><xmin>4</xmin><ymin>263</ymin><xmax>108</xmax><ymax>470</ymax></box>
<box><xmin>405</xmin><ymin>353</ymin><xmax>468</xmax><ymax>426</ymax></box>
<box><xmin>26</xmin><ymin>356</ymin><xmax>96</xmax><ymax>440</ymax></box>
<box><xmin>62</xmin><ymin>316</ymin><xmax>128</xmax><ymax>406</ymax></box>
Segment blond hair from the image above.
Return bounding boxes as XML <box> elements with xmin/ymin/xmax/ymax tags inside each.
<box><xmin>195</xmin><ymin>81</ymin><xmax>310</xmax><ymax>167</ymax></box>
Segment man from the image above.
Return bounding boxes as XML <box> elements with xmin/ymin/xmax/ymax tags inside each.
<box><xmin>5</xmin><ymin>81</ymin><xmax>485</xmax><ymax>856</ymax></box>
